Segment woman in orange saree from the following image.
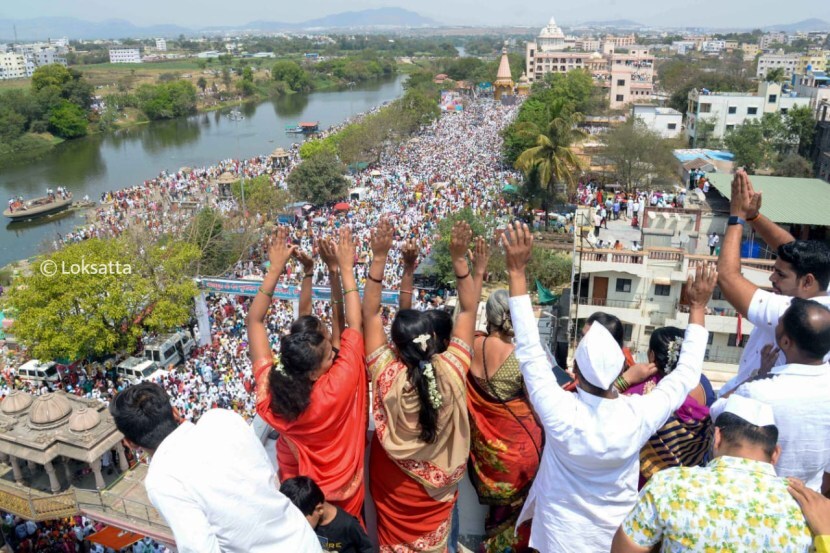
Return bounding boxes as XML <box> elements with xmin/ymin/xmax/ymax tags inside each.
<box><xmin>363</xmin><ymin>219</ymin><xmax>487</xmax><ymax>552</ymax></box>
<box><xmin>247</xmin><ymin>227</ymin><xmax>368</xmax><ymax>519</ymax></box>
<box><xmin>467</xmin><ymin>291</ymin><xmax>542</xmax><ymax>553</ymax></box>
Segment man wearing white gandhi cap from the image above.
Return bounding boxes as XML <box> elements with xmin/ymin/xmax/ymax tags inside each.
<box><xmin>501</xmin><ymin>221</ymin><xmax>718</xmax><ymax>553</ymax></box>
<box><xmin>612</xmin><ymin>394</ymin><xmax>814</xmax><ymax>553</ymax></box>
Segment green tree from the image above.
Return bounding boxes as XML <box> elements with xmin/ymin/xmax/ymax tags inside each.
<box><xmin>299</xmin><ymin>137</ymin><xmax>338</xmax><ymax>159</ymax></box>
<box><xmin>31</xmin><ymin>64</ymin><xmax>72</xmax><ymax>92</ymax></box>
<box><xmin>286</xmin><ymin>151</ymin><xmax>348</xmax><ymax>204</ymax></box>
<box><xmin>271</xmin><ymin>60</ymin><xmax>311</xmax><ymax>92</ymax></box>
<box><xmin>48</xmin><ymin>100</ymin><xmax>88</xmax><ymax>138</ymax></box>
<box><xmin>603</xmin><ymin>119</ymin><xmax>676</xmax><ymax>192</ymax></box>
<box><xmin>693</xmin><ymin>118</ymin><xmax>717</xmax><ymax>148</ymax></box>
<box><xmin>1</xmin><ymin>237</ymin><xmax>199</xmax><ymax>361</ymax></box>
<box><xmin>197</xmin><ymin>76</ymin><xmax>208</xmax><ymax>92</ymax></box>
<box><xmin>231</xmin><ymin>175</ymin><xmax>291</xmax><ymax>219</ymax></box>
<box><xmin>773</xmin><ymin>154</ymin><xmax>813</xmax><ymax>177</ymax></box>
<box><xmin>527</xmin><ymin>247</ymin><xmax>573</xmax><ymax>290</ymax></box>
<box><xmin>514</xmin><ymin>104</ymin><xmax>585</xmax><ymax>224</ymax></box>
<box><xmin>221</xmin><ymin>67</ymin><xmax>232</xmax><ymax>91</ymax></box>
<box><xmin>764</xmin><ymin>67</ymin><xmax>786</xmax><ymax>83</ymax></box>
<box><xmin>785</xmin><ymin>104</ymin><xmax>816</xmax><ymax>155</ymax></box>
<box><xmin>725</xmin><ymin>120</ymin><xmax>766</xmax><ymax>171</ymax></box>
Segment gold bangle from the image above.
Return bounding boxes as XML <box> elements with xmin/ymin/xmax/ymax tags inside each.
<box><xmin>258</xmin><ymin>287</ymin><xmax>274</xmax><ymax>298</ymax></box>
<box><xmin>343</xmin><ymin>288</ymin><xmax>359</xmax><ymax>295</ymax></box>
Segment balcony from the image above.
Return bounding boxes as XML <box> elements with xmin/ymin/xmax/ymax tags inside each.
<box><xmin>576</xmin><ymin>297</ymin><xmax>642</xmax><ymax>309</ymax></box>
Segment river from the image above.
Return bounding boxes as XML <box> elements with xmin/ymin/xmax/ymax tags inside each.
<box><xmin>0</xmin><ymin>75</ymin><xmax>406</xmax><ymax>269</ymax></box>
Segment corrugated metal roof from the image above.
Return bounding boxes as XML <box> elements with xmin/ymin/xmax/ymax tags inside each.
<box><xmin>708</xmin><ymin>173</ymin><xmax>830</xmax><ymax>226</ymax></box>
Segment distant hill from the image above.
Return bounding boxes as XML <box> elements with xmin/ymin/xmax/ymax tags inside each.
<box><xmin>764</xmin><ymin>18</ymin><xmax>830</xmax><ymax>32</ymax></box>
<box><xmin>0</xmin><ymin>8</ymin><xmax>437</xmax><ymax>40</ymax></box>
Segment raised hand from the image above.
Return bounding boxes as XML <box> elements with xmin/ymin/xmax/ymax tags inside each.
<box><xmin>337</xmin><ymin>227</ymin><xmax>356</xmax><ymax>270</ymax></box>
<box><xmin>293</xmin><ymin>248</ymin><xmax>314</xmax><ymax>274</ymax></box>
<box><xmin>500</xmin><ymin>221</ymin><xmax>533</xmax><ymax>275</ymax></box>
<box><xmin>267</xmin><ymin>227</ymin><xmax>297</xmax><ymax>274</ymax></box>
<box><xmin>317</xmin><ymin>237</ymin><xmax>339</xmax><ymax>271</ymax></box>
<box><xmin>401</xmin><ymin>238</ymin><xmax>419</xmax><ymax>268</ymax></box>
<box><xmin>449</xmin><ymin>221</ymin><xmax>472</xmax><ymax>261</ymax></box>
<box><xmin>730</xmin><ymin>169</ymin><xmax>762</xmax><ymax>219</ymax></box>
<box><xmin>686</xmin><ymin>262</ymin><xmax>717</xmax><ymax>308</ymax></box>
<box><xmin>371</xmin><ymin>218</ymin><xmax>394</xmax><ymax>258</ymax></box>
<box><xmin>470</xmin><ymin>236</ymin><xmax>490</xmax><ymax>278</ymax></box>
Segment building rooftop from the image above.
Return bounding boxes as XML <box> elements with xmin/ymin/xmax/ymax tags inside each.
<box><xmin>708</xmin><ymin>173</ymin><xmax>830</xmax><ymax>226</ymax></box>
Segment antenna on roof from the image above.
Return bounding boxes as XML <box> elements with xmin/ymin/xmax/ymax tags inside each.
<box><xmin>13</xmin><ymin>24</ymin><xmax>18</xmax><ymax>45</ymax></box>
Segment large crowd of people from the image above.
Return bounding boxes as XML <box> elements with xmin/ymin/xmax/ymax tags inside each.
<box><xmin>2</xmin><ymin>93</ymin><xmax>830</xmax><ymax>553</ymax></box>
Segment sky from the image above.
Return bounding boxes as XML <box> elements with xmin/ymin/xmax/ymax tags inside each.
<box><xmin>2</xmin><ymin>0</ymin><xmax>829</xmax><ymax>29</ymax></box>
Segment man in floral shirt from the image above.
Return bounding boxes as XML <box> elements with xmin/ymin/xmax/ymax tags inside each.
<box><xmin>611</xmin><ymin>395</ymin><xmax>813</xmax><ymax>553</ymax></box>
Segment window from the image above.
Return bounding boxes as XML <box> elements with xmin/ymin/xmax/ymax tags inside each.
<box><xmin>162</xmin><ymin>346</ymin><xmax>176</xmax><ymax>361</ymax></box>
<box><xmin>667</xmin><ymin>123</ymin><xmax>677</xmax><ymax>130</ymax></box>
<box><xmin>699</xmin><ymin>103</ymin><xmax>711</xmax><ymax>113</ymax></box>
<box><xmin>728</xmin><ymin>334</ymin><xmax>748</xmax><ymax>347</ymax></box>
<box><xmin>644</xmin><ymin>325</ymin><xmax>656</xmax><ymax>337</ymax></box>
<box><xmin>616</xmin><ymin>94</ymin><xmax>624</xmax><ymax>102</ymax></box>
<box><xmin>726</xmin><ymin>124</ymin><xmax>735</xmax><ymax>131</ymax></box>
<box><xmin>655</xmin><ymin>284</ymin><xmax>671</xmax><ymax>296</ymax></box>
<box><xmin>768</xmin><ymin>94</ymin><xmax>777</xmax><ymax>103</ymax></box>
<box><xmin>616</xmin><ymin>278</ymin><xmax>632</xmax><ymax>293</ymax></box>
<box><xmin>708</xmin><ymin>333</ymin><xmax>714</xmax><ymax>345</ymax></box>
<box><xmin>747</xmin><ymin>107</ymin><xmax>758</xmax><ymax>115</ymax></box>
<box><xmin>623</xmin><ymin>324</ymin><xmax>633</xmax><ymax>342</ymax></box>
<box><xmin>617</xmin><ymin>79</ymin><xmax>626</xmax><ymax>86</ymax></box>
<box><xmin>712</xmin><ymin>286</ymin><xmax>724</xmax><ymax>300</ymax></box>
<box><xmin>728</xmin><ymin>106</ymin><xmax>737</xmax><ymax>114</ymax></box>
<box><xmin>780</xmin><ymin>108</ymin><xmax>788</xmax><ymax>115</ymax></box>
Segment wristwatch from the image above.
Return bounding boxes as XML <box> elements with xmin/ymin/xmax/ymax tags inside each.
<box><xmin>727</xmin><ymin>216</ymin><xmax>745</xmax><ymax>226</ymax></box>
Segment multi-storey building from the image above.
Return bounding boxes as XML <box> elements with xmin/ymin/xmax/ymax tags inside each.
<box><xmin>686</xmin><ymin>82</ymin><xmax>811</xmax><ymax>143</ymax></box>
<box><xmin>571</xmin><ymin>245</ymin><xmax>774</xmax><ymax>365</ymax></box>
<box><xmin>756</xmin><ymin>52</ymin><xmax>801</xmax><ymax>79</ymax></box>
<box><xmin>108</xmin><ymin>48</ymin><xmax>142</xmax><ymax>63</ymax></box>
<box><xmin>526</xmin><ymin>18</ymin><xmax>654</xmax><ymax>108</ymax></box>
<box><xmin>741</xmin><ymin>43</ymin><xmax>760</xmax><ymax>61</ymax></box>
<box><xmin>759</xmin><ymin>32</ymin><xmax>788</xmax><ymax>50</ymax></box>
<box><xmin>155</xmin><ymin>38</ymin><xmax>167</xmax><ymax>51</ymax></box>
<box><xmin>0</xmin><ymin>52</ymin><xmax>30</xmax><ymax>79</ymax></box>
<box><xmin>632</xmin><ymin>105</ymin><xmax>683</xmax><ymax>138</ymax></box>
<box><xmin>795</xmin><ymin>50</ymin><xmax>829</xmax><ymax>75</ymax></box>
<box><xmin>811</xmin><ymin>101</ymin><xmax>830</xmax><ymax>183</ymax></box>
<box><xmin>793</xmin><ymin>70</ymin><xmax>830</xmax><ymax>113</ymax></box>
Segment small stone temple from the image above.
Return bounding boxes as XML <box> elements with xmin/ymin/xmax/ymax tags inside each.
<box><xmin>0</xmin><ymin>390</ymin><xmax>127</xmax><ymax>493</ymax></box>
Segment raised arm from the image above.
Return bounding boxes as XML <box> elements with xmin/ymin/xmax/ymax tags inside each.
<box><xmin>337</xmin><ymin>227</ymin><xmax>362</xmax><ymax>333</ymax></box>
<box><xmin>295</xmin><ymin>248</ymin><xmax>314</xmax><ymax>317</ymax></box>
<box><xmin>318</xmin><ymin>237</ymin><xmax>344</xmax><ymax>348</ymax></box>
<box><xmin>717</xmin><ymin>170</ymin><xmax>760</xmax><ymax>316</ymax></box>
<box><xmin>503</xmin><ymin>222</ymin><xmax>574</xmax><ymax>433</ymax></box>
<box><xmin>362</xmin><ymin>219</ymin><xmax>394</xmax><ymax>355</ymax></box>
<box><xmin>449</xmin><ymin>222</ymin><xmax>484</xmax><ymax>348</ymax></box>
<box><xmin>398</xmin><ymin>238</ymin><xmax>418</xmax><ymax>310</ymax></box>
<box><xmin>637</xmin><ymin>263</ymin><xmax>716</xmax><ymax>437</ymax></box>
<box><xmin>246</xmin><ymin>227</ymin><xmax>296</xmax><ymax>364</ymax></box>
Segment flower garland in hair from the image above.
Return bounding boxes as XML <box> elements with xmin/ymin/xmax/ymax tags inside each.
<box><xmin>419</xmin><ymin>360</ymin><xmax>443</xmax><ymax>410</ymax></box>
<box><xmin>272</xmin><ymin>355</ymin><xmax>288</xmax><ymax>377</ymax></box>
<box><xmin>665</xmin><ymin>337</ymin><xmax>685</xmax><ymax>374</ymax></box>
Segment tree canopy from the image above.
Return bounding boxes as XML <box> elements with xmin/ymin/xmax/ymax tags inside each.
<box><xmin>2</xmin><ymin>237</ymin><xmax>199</xmax><ymax>361</ymax></box>
<box><xmin>603</xmin><ymin>119</ymin><xmax>677</xmax><ymax>191</ymax></box>
<box><xmin>286</xmin><ymin>151</ymin><xmax>349</xmax><ymax>205</ymax></box>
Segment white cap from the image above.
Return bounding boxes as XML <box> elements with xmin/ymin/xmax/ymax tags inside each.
<box><xmin>574</xmin><ymin>322</ymin><xmax>624</xmax><ymax>390</ymax></box>
<box><xmin>719</xmin><ymin>395</ymin><xmax>776</xmax><ymax>427</ymax></box>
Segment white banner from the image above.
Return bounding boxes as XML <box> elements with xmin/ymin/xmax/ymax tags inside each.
<box><xmin>195</xmin><ymin>291</ymin><xmax>212</xmax><ymax>347</ymax></box>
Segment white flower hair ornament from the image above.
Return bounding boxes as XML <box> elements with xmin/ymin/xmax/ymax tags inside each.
<box><xmin>419</xmin><ymin>360</ymin><xmax>443</xmax><ymax>409</ymax></box>
<box><xmin>665</xmin><ymin>337</ymin><xmax>684</xmax><ymax>374</ymax></box>
<box><xmin>272</xmin><ymin>355</ymin><xmax>288</xmax><ymax>377</ymax></box>
<box><xmin>412</xmin><ymin>333</ymin><xmax>431</xmax><ymax>352</ymax></box>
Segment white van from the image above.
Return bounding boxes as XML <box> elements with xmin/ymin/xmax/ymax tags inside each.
<box><xmin>142</xmin><ymin>331</ymin><xmax>195</xmax><ymax>368</ymax></box>
<box><xmin>116</xmin><ymin>357</ymin><xmax>161</xmax><ymax>383</ymax></box>
<box><xmin>17</xmin><ymin>360</ymin><xmax>61</xmax><ymax>387</ymax></box>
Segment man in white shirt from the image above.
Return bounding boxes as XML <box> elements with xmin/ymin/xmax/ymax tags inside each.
<box><xmin>501</xmin><ymin>221</ymin><xmax>716</xmax><ymax>552</ymax></box>
<box><xmin>110</xmin><ymin>383</ymin><xmax>320</xmax><ymax>553</ymax></box>
<box><xmin>711</xmin><ymin>298</ymin><xmax>830</xmax><ymax>493</ymax></box>
<box><xmin>717</xmin><ymin>170</ymin><xmax>830</xmax><ymax>396</ymax></box>
<box><xmin>708</xmin><ymin>232</ymin><xmax>719</xmax><ymax>256</ymax></box>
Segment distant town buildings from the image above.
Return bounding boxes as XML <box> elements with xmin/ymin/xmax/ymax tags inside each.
<box><xmin>155</xmin><ymin>38</ymin><xmax>167</xmax><ymax>51</ymax></box>
<box><xmin>686</xmin><ymin>82</ymin><xmax>811</xmax><ymax>144</ymax></box>
<box><xmin>108</xmin><ymin>48</ymin><xmax>142</xmax><ymax>64</ymax></box>
<box><xmin>810</xmin><ymin>101</ymin><xmax>830</xmax><ymax>183</ymax></box>
<box><xmin>0</xmin><ymin>41</ymin><xmax>67</xmax><ymax>80</ymax></box>
<box><xmin>756</xmin><ymin>52</ymin><xmax>801</xmax><ymax>79</ymax></box>
<box><xmin>525</xmin><ymin>17</ymin><xmax>654</xmax><ymax>109</ymax></box>
<box><xmin>632</xmin><ymin>105</ymin><xmax>683</xmax><ymax>138</ymax></box>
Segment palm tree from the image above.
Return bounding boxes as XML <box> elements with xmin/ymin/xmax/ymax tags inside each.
<box><xmin>764</xmin><ymin>67</ymin><xmax>786</xmax><ymax>83</ymax></box>
<box><xmin>515</xmin><ymin>108</ymin><xmax>586</xmax><ymax>228</ymax></box>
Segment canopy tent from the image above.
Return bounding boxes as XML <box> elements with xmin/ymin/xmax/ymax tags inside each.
<box><xmin>536</xmin><ymin>279</ymin><xmax>559</xmax><ymax>305</ymax></box>
<box><xmin>269</xmin><ymin>147</ymin><xmax>290</xmax><ymax>159</ymax></box>
<box><xmin>370</xmin><ymin>170</ymin><xmax>382</xmax><ymax>177</ymax></box>
<box><xmin>348</xmin><ymin>162</ymin><xmax>370</xmax><ymax>173</ymax></box>
<box><xmin>502</xmin><ymin>184</ymin><xmax>518</xmax><ymax>194</ymax></box>
<box><xmin>334</xmin><ymin>202</ymin><xmax>350</xmax><ymax>211</ymax></box>
<box><xmin>216</xmin><ymin>172</ymin><xmax>237</xmax><ymax>185</ymax></box>
<box><xmin>87</xmin><ymin>526</ymin><xmax>144</xmax><ymax>549</ymax></box>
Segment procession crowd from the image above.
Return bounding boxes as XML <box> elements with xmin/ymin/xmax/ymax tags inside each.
<box><xmin>3</xmin><ymin>94</ymin><xmax>830</xmax><ymax>553</ymax></box>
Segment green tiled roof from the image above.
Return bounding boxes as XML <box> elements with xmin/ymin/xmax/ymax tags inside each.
<box><xmin>708</xmin><ymin>173</ymin><xmax>830</xmax><ymax>226</ymax></box>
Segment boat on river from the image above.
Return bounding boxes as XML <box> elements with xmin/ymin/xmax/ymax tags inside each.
<box><xmin>3</xmin><ymin>194</ymin><xmax>73</xmax><ymax>221</ymax></box>
<box><xmin>284</xmin><ymin>121</ymin><xmax>320</xmax><ymax>134</ymax></box>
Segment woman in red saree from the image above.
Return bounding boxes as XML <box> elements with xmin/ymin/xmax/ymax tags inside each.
<box><xmin>467</xmin><ymin>290</ymin><xmax>542</xmax><ymax>553</ymax></box>
<box><xmin>247</xmin><ymin>227</ymin><xmax>368</xmax><ymax>519</ymax></box>
<box><xmin>363</xmin><ymin>219</ymin><xmax>487</xmax><ymax>552</ymax></box>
